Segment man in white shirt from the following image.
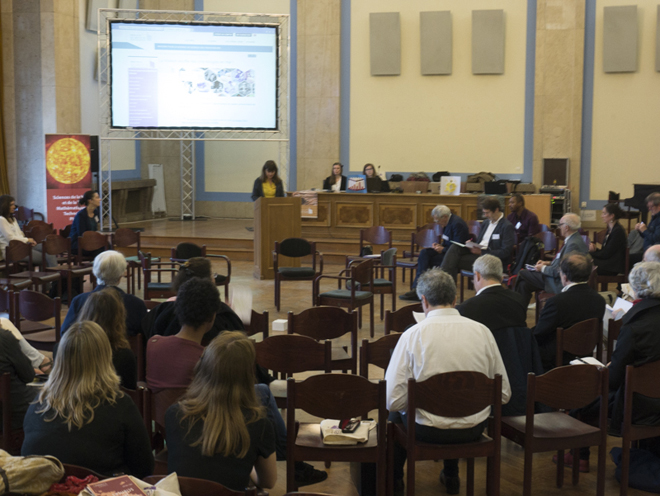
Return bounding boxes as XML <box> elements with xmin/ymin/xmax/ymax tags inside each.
<box><xmin>385</xmin><ymin>268</ymin><xmax>511</xmax><ymax>495</ymax></box>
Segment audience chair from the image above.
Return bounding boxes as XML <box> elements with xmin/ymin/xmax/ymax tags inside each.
<box><xmin>286</xmin><ymin>374</ymin><xmax>387</xmax><ymax>494</ymax></box>
<box><xmin>288</xmin><ymin>307</ymin><xmax>358</xmax><ymax>374</ymax></box>
<box><xmin>539</xmin><ymin>224</ymin><xmax>551</xmax><ymax>232</ymax></box>
<box><xmin>314</xmin><ymin>259</ymin><xmax>375</xmax><ymax>337</ymax></box>
<box><xmin>538</xmin><ymin>231</ymin><xmax>558</xmax><ymax>262</ymax></box>
<box><xmin>619</xmin><ymin>361</ymin><xmax>660</xmax><ymax>496</ymax></box>
<box><xmin>346</xmin><ymin>226</ymin><xmax>392</xmax><ymax>266</ymax></box>
<box><xmin>43</xmin><ymin>235</ymin><xmax>92</xmax><ymax>303</ymax></box>
<box><xmin>127</xmin><ymin>334</ymin><xmax>146</xmax><ymax>382</ymax></box>
<box><xmin>0</xmin><ymin>279</ymin><xmax>33</xmax><ymax>323</ymax></box>
<box><xmin>606</xmin><ymin>318</ymin><xmax>623</xmax><ymax>363</ymax></box>
<box><xmin>596</xmin><ymin>246</ymin><xmax>630</xmax><ymax>291</ymax></box>
<box><xmin>501</xmin><ymin>365</ymin><xmax>608</xmax><ymax>496</ymax></box>
<box><xmin>556</xmin><ymin>318</ymin><xmax>603</xmax><ymax>368</ymax></box>
<box><xmin>366</xmin><ymin>248</ymin><xmax>397</xmax><ymax>320</ymax></box>
<box><xmin>144</xmin><ymin>475</ymin><xmax>258</xmax><ymax>496</ymax></box>
<box><xmin>459</xmin><ymin>270</ymin><xmax>510</xmax><ymax>304</ymax></box>
<box><xmin>467</xmin><ymin>220</ymin><xmax>481</xmax><ymax>239</ymax></box>
<box><xmin>120</xmin><ymin>383</ymin><xmax>145</xmax><ymax>416</ymax></box>
<box><xmin>255</xmin><ymin>334</ymin><xmax>331</xmax><ymax>409</ymax></box>
<box><xmin>5</xmin><ymin>240</ymin><xmax>62</xmax><ymax>296</ymax></box>
<box><xmin>243</xmin><ymin>309</ymin><xmax>269</xmax><ymax>341</ymax></box>
<box><xmin>142</xmin><ymin>386</ymin><xmax>187</xmax><ymax>474</ymax></box>
<box><xmin>389</xmin><ymin>372</ymin><xmax>502</xmax><ymax>496</ymax></box>
<box><xmin>15</xmin><ymin>205</ymin><xmax>44</xmax><ymax>229</ymax></box>
<box><xmin>359</xmin><ymin>334</ymin><xmax>402</xmax><ymax>380</ymax></box>
<box><xmin>397</xmin><ymin>228</ymin><xmax>438</xmax><ymax>289</ymax></box>
<box><xmin>273</xmin><ymin>238</ymin><xmax>323</xmax><ymax>311</ymax></box>
<box><xmin>14</xmin><ymin>290</ymin><xmax>62</xmax><ymax>352</ymax></box>
<box><xmin>384</xmin><ymin>303</ymin><xmax>422</xmax><ymax>335</ymax></box>
<box><xmin>138</xmin><ymin>251</ymin><xmax>179</xmax><ymax>301</ymax></box>
<box><xmin>112</xmin><ymin>228</ymin><xmax>152</xmax><ymax>295</ymax></box>
<box><xmin>0</xmin><ymin>373</ymin><xmax>24</xmax><ymax>455</ymax></box>
<box><xmin>59</xmin><ymin>224</ymin><xmax>72</xmax><ymax>239</ymax></box>
<box><xmin>170</xmin><ymin>242</ymin><xmax>231</xmax><ymax>301</ymax></box>
<box><xmin>25</xmin><ymin>223</ymin><xmax>55</xmax><ymax>243</ymax></box>
<box><xmin>76</xmin><ymin>231</ymin><xmax>108</xmax><ymax>265</ymax></box>
<box><xmin>534</xmin><ymin>291</ymin><xmax>554</xmax><ymax>324</ymax></box>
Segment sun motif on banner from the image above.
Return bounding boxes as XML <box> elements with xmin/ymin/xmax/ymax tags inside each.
<box><xmin>46</xmin><ymin>137</ymin><xmax>90</xmax><ymax>184</ymax></box>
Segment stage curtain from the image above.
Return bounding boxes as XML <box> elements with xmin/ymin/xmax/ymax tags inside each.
<box><xmin>0</xmin><ymin>15</ymin><xmax>11</xmax><ymax>195</ymax></box>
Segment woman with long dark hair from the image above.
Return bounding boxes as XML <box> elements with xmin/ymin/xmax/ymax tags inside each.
<box><xmin>69</xmin><ymin>190</ymin><xmax>103</xmax><ymax>257</ymax></box>
<box><xmin>589</xmin><ymin>202</ymin><xmax>627</xmax><ymax>275</ymax></box>
<box><xmin>251</xmin><ymin>160</ymin><xmax>284</xmax><ymax>201</ymax></box>
<box><xmin>322</xmin><ymin>162</ymin><xmax>346</xmax><ymax>192</ymax></box>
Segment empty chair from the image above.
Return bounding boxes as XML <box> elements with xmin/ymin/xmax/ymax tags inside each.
<box><xmin>43</xmin><ymin>235</ymin><xmax>92</xmax><ymax>303</ymax></box>
<box><xmin>384</xmin><ymin>303</ymin><xmax>422</xmax><ymax>335</ymax></box>
<box><xmin>273</xmin><ymin>238</ymin><xmax>323</xmax><ymax>311</ymax></box>
<box><xmin>5</xmin><ymin>240</ymin><xmax>61</xmax><ymax>296</ymax></box>
<box><xmin>359</xmin><ymin>334</ymin><xmax>402</xmax><ymax>380</ymax></box>
<box><xmin>138</xmin><ymin>250</ymin><xmax>179</xmax><ymax>301</ymax></box>
<box><xmin>14</xmin><ymin>290</ymin><xmax>62</xmax><ymax>352</ymax></box>
<box><xmin>243</xmin><ymin>309</ymin><xmax>269</xmax><ymax>341</ymax></box>
<box><xmin>112</xmin><ymin>228</ymin><xmax>151</xmax><ymax>295</ymax></box>
<box><xmin>346</xmin><ymin>226</ymin><xmax>392</xmax><ymax>265</ymax></box>
<box><xmin>367</xmin><ymin>247</ymin><xmax>397</xmax><ymax>320</ymax></box>
<box><xmin>76</xmin><ymin>231</ymin><xmax>108</xmax><ymax>265</ymax></box>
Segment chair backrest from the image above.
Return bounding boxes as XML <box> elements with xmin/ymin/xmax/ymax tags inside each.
<box><xmin>27</xmin><ymin>224</ymin><xmax>55</xmax><ymax>243</ymax></box>
<box><xmin>556</xmin><ymin>318</ymin><xmax>603</xmax><ymax>367</ymax></box>
<box><xmin>127</xmin><ymin>334</ymin><xmax>145</xmax><ymax>382</ymax></box>
<box><xmin>113</xmin><ymin>228</ymin><xmax>140</xmax><ymax>249</ymax></box>
<box><xmin>172</xmin><ymin>242</ymin><xmax>206</xmax><ymax>260</ymax></box>
<box><xmin>587</xmin><ymin>265</ymin><xmax>599</xmax><ymax>290</ymax></box>
<box><xmin>277</xmin><ymin>238</ymin><xmax>313</xmax><ymax>258</ymax></box>
<box><xmin>120</xmin><ymin>385</ymin><xmax>144</xmax><ymax>415</ymax></box>
<box><xmin>143</xmin><ymin>475</ymin><xmax>257</xmax><ymax>496</ymax></box>
<box><xmin>0</xmin><ymin>372</ymin><xmax>12</xmax><ymax>451</ymax></box>
<box><xmin>593</xmin><ymin>229</ymin><xmax>607</xmax><ymax>245</ymax></box>
<box><xmin>538</xmin><ymin>231</ymin><xmax>557</xmax><ymax>252</ymax></box>
<box><xmin>17</xmin><ymin>290</ymin><xmax>61</xmax><ymax>338</ymax></box>
<box><xmin>468</xmin><ymin>220</ymin><xmax>481</xmax><ymax>239</ymax></box>
<box><xmin>539</xmin><ymin>224</ymin><xmax>551</xmax><ymax>232</ymax></box>
<box><xmin>623</xmin><ymin>361</ymin><xmax>660</xmax><ymax>431</ymax></box>
<box><xmin>288</xmin><ymin>306</ymin><xmax>356</xmax><ymax>341</ymax></box>
<box><xmin>43</xmin><ymin>234</ymin><xmax>70</xmax><ymax>258</ymax></box>
<box><xmin>529</xmin><ymin>364</ymin><xmax>608</xmax><ymax>412</ymax></box>
<box><xmin>15</xmin><ymin>206</ymin><xmax>43</xmax><ymax>223</ymax></box>
<box><xmin>78</xmin><ymin>231</ymin><xmax>107</xmax><ymax>254</ymax></box>
<box><xmin>418</xmin><ymin>222</ymin><xmax>443</xmax><ymax>237</ymax></box>
<box><xmin>384</xmin><ymin>303</ymin><xmax>422</xmax><ymax>334</ymax></box>
<box><xmin>59</xmin><ymin>224</ymin><xmax>72</xmax><ymax>239</ymax></box>
<box><xmin>352</xmin><ymin>258</ymin><xmax>374</xmax><ymax>287</ymax></box>
<box><xmin>413</xmin><ymin>229</ymin><xmax>437</xmax><ymax>251</ymax></box>
<box><xmin>359</xmin><ymin>334</ymin><xmax>402</xmax><ymax>378</ymax></box>
<box><xmin>244</xmin><ymin>310</ymin><xmax>268</xmax><ymax>339</ymax></box>
<box><xmin>6</xmin><ymin>240</ymin><xmax>32</xmax><ymax>270</ymax></box>
<box><xmin>360</xmin><ymin>226</ymin><xmax>392</xmax><ymax>249</ymax></box>
<box><xmin>143</xmin><ymin>386</ymin><xmax>187</xmax><ymax>440</ymax></box>
<box><xmin>606</xmin><ymin>318</ymin><xmax>623</xmax><ymax>363</ymax></box>
<box><xmin>255</xmin><ymin>334</ymin><xmax>331</xmax><ymax>375</ymax></box>
<box><xmin>581</xmin><ymin>234</ymin><xmax>590</xmax><ymax>246</ymax></box>
<box><xmin>380</xmin><ymin>247</ymin><xmax>397</xmax><ymax>267</ymax></box>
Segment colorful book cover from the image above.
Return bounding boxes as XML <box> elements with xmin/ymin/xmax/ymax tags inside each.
<box><xmin>86</xmin><ymin>476</ymin><xmax>147</xmax><ymax>496</ymax></box>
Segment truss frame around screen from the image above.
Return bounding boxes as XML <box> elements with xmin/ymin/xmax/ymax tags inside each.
<box><xmin>97</xmin><ymin>8</ymin><xmax>290</xmax><ymax>226</ymax></box>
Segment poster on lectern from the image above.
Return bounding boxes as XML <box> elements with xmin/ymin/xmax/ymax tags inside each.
<box><xmin>44</xmin><ymin>134</ymin><xmax>92</xmax><ymax>230</ymax></box>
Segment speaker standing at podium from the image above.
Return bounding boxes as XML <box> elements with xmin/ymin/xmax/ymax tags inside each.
<box><xmin>251</xmin><ymin>160</ymin><xmax>284</xmax><ymax>201</ymax></box>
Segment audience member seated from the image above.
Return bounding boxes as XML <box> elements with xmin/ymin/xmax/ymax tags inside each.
<box><xmin>363</xmin><ymin>163</ymin><xmax>390</xmax><ymax>192</ymax></box>
<box><xmin>1</xmin><ymin>317</ymin><xmax>51</xmax><ymax>373</ymax></box>
<box><xmin>0</xmin><ymin>325</ymin><xmax>37</xmax><ymax>430</ymax></box>
<box><xmin>589</xmin><ymin>203</ymin><xmax>627</xmax><ymax>276</ymax></box>
<box><xmin>76</xmin><ymin>289</ymin><xmax>137</xmax><ymax>390</ymax></box>
<box><xmin>400</xmin><ymin>205</ymin><xmax>470</xmax><ymax>301</ymax></box>
<box><xmin>165</xmin><ymin>331</ymin><xmax>277</xmax><ymax>492</ymax></box>
<box><xmin>532</xmin><ymin>253</ymin><xmax>605</xmax><ymax>371</ymax></box>
<box><xmin>147</xmin><ymin>277</ymin><xmax>326</xmax><ymax>487</ymax></box>
<box><xmin>439</xmin><ymin>197</ymin><xmax>515</xmax><ymax>281</ymax></box>
<box><xmin>507</xmin><ymin>193</ymin><xmax>540</xmax><ymax>246</ymax></box>
<box><xmin>644</xmin><ymin>244</ymin><xmax>660</xmax><ymax>262</ymax></box>
<box><xmin>142</xmin><ymin>257</ymin><xmax>244</xmax><ymax>344</ymax></box>
<box><xmin>21</xmin><ymin>321</ymin><xmax>153</xmax><ymax>478</ymax></box>
<box><xmin>62</xmin><ymin>250</ymin><xmax>147</xmax><ymax>337</ymax></box>
<box><xmin>322</xmin><ymin>162</ymin><xmax>346</xmax><ymax>192</ymax></box>
<box><xmin>69</xmin><ymin>190</ymin><xmax>104</xmax><ymax>258</ymax></box>
<box><xmin>386</xmin><ymin>268</ymin><xmax>511</xmax><ymax>495</ymax></box>
<box><xmin>514</xmin><ymin>213</ymin><xmax>588</xmax><ymax>304</ymax></box>
<box><xmin>630</xmin><ymin>192</ymin><xmax>660</xmax><ymax>265</ymax></box>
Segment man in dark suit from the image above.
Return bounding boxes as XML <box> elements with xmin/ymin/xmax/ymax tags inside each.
<box><xmin>533</xmin><ymin>252</ymin><xmax>606</xmax><ymax>371</ymax></box>
<box><xmin>400</xmin><ymin>205</ymin><xmax>470</xmax><ymax>301</ymax></box>
<box><xmin>515</xmin><ymin>213</ymin><xmax>588</xmax><ymax>304</ymax></box>
<box><xmin>439</xmin><ymin>197</ymin><xmax>515</xmax><ymax>280</ymax></box>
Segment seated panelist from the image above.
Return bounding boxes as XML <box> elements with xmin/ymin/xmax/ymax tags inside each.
<box><xmin>322</xmin><ymin>162</ymin><xmax>346</xmax><ymax>192</ymax></box>
<box><xmin>363</xmin><ymin>163</ymin><xmax>390</xmax><ymax>192</ymax></box>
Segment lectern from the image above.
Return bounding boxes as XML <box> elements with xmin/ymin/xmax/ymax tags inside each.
<box><xmin>253</xmin><ymin>197</ymin><xmax>302</xmax><ymax>280</ymax></box>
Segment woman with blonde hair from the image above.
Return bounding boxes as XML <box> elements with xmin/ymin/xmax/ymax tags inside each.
<box><xmin>77</xmin><ymin>288</ymin><xmax>137</xmax><ymax>390</ymax></box>
<box><xmin>21</xmin><ymin>321</ymin><xmax>153</xmax><ymax>478</ymax></box>
<box><xmin>165</xmin><ymin>331</ymin><xmax>277</xmax><ymax>491</ymax></box>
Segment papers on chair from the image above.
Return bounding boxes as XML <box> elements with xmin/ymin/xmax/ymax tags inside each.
<box><xmin>320</xmin><ymin>419</ymin><xmax>376</xmax><ymax>445</ymax></box>
<box><xmin>570</xmin><ymin>356</ymin><xmax>605</xmax><ymax>367</ymax></box>
<box><xmin>230</xmin><ymin>286</ymin><xmax>252</xmax><ymax>326</ymax></box>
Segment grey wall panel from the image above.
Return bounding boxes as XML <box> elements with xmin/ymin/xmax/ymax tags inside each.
<box><xmin>472</xmin><ymin>10</ymin><xmax>505</xmax><ymax>75</ymax></box>
<box><xmin>603</xmin><ymin>5</ymin><xmax>638</xmax><ymax>73</ymax></box>
<box><xmin>370</xmin><ymin>12</ymin><xmax>401</xmax><ymax>76</ymax></box>
<box><xmin>420</xmin><ymin>11</ymin><xmax>452</xmax><ymax>75</ymax></box>
<box><xmin>656</xmin><ymin>5</ymin><xmax>660</xmax><ymax>72</ymax></box>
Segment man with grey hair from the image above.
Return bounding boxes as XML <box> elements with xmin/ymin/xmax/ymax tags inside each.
<box><xmin>514</xmin><ymin>212</ymin><xmax>588</xmax><ymax>304</ymax></box>
<box><xmin>62</xmin><ymin>250</ymin><xmax>147</xmax><ymax>336</ymax></box>
<box><xmin>643</xmin><ymin>244</ymin><xmax>660</xmax><ymax>262</ymax></box>
<box><xmin>400</xmin><ymin>205</ymin><xmax>469</xmax><ymax>301</ymax></box>
<box><xmin>386</xmin><ymin>268</ymin><xmax>510</xmax><ymax>495</ymax></box>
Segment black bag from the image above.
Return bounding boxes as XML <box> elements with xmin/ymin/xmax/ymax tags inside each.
<box><xmin>360</xmin><ymin>245</ymin><xmax>373</xmax><ymax>257</ymax></box>
<box><xmin>390</xmin><ymin>174</ymin><xmax>403</xmax><ymax>182</ymax></box>
<box><xmin>432</xmin><ymin>171</ymin><xmax>451</xmax><ymax>181</ymax></box>
<box><xmin>510</xmin><ymin>236</ymin><xmax>544</xmax><ymax>275</ymax></box>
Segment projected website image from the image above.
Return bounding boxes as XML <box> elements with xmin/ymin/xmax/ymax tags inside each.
<box><xmin>180</xmin><ymin>68</ymin><xmax>255</xmax><ymax>97</ymax></box>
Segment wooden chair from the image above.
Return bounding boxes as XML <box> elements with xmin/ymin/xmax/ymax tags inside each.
<box><xmin>127</xmin><ymin>334</ymin><xmax>145</xmax><ymax>382</ymax></box>
<box><xmin>170</xmin><ymin>242</ymin><xmax>231</xmax><ymax>301</ymax></box>
<box><xmin>365</xmin><ymin>247</ymin><xmax>397</xmax><ymax>320</ymax></box>
<box><xmin>138</xmin><ymin>250</ymin><xmax>179</xmax><ymax>301</ymax></box>
<box><xmin>59</xmin><ymin>224</ymin><xmax>72</xmax><ymax>239</ymax></box>
<box><xmin>606</xmin><ymin>318</ymin><xmax>623</xmax><ymax>363</ymax></box>
<box><xmin>286</xmin><ymin>374</ymin><xmax>387</xmax><ymax>494</ymax></box>
<box><xmin>0</xmin><ymin>280</ymin><xmax>33</xmax><ymax>323</ymax></box>
<box><xmin>288</xmin><ymin>307</ymin><xmax>357</xmax><ymax>374</ymax></box>
<box><xmin>535</xmin><ymin>290</ymin><xmax>554</xmax><ymax>324</ymax></box>
<box><xmin>596</xmin><ymin>245</ymin><xmax>630</xmax><ymax>291</ymax></box>
<box><xmin>0</xmin><ymin>373</ymin><xmax>24</xmax><ymax>455</ymax></box>
<box><xmin>25</xmin><ymin>223</ymin><xmax>55</xmax><ymax>243</ymax></box>
<box><xmin>243</xmin><ymin>309</ymin><xmax>269</xmax><ymax>340</ymax></box>
<box><xmin>397</xmin><ymin>228</ymin><xmax>438</xmax><ymax>289</ymax></box>
<box><xmin>5</xmin><ymin>240</ymin><xmax>62</xmax><ymax>295</ymax></box>
<box><xmin>345</xmin><ymin>226</ymin><xmax>392</xmax><ymax>266</ymax></box>
<box><xmin>15</xmin><ymin>205</ymin><xmax>44</xmax><ymax>228</ymax></box>
<box><xmin>43</xmin><ymin>235</ymin><xmax>93</xmax><ymax>303</ymax></box>
<box><xmin>556</xmin><ymin>318</ymin><xmax>603</xmax><ymax>368</ymax></box>
<box><xmin>384</xmin><ymin>303</ymin><xmax>422</xmax><ymax>335</ymax></box>
<box><xmin>254</xmin><ymin>334</ymin><xmax>331</xmax><ymax>409</ymax></box>
<box><xmin>619</xmin><ymin>361</ymin><xmax>660</xmax><ymax>496</ymax></box>
<box><xmin>143</xmin><ymin>475</ymin><xmax>258</xmax><ymax>496</ymax></box>
<box><xmin>501</xmin><ymin>365</ymin><xmax>608</xmax><ymax>496</ymax></box>
<box><xmin>273</xmin><ymin>238</ymin><xmax>323</xmax><ymax>311</ymax></box>
<box><xmin>389</xmin><ymin>372</ymin><xmax>502</xmax><ymax>496</ymax></box>
<box><xmin>142</xmin><ymin>386</ymin><xmax>187</xmax><ymax>474</ymax></box>
<box><xmin>121</xmin><ymin>384</ymin><xmax>144</xmax><ymax>415</ymax></box>
<box><xmin>359</xmin><ymin>334</ymin><xmax>402</xmax><ymax>379</ymax></box>
<box><xmin>112</xmin><ymin>228</ymin><xmax>148</xmax><ymax>295</ymax></box>
<box><xmin>314</xmin><ymin>259</ymin><xmax>375</xmax><ymax>338</ymax></box>
<box><xmin>76</xmin><ymin>231</ymin><xmax>108</xmax><ymax>265</ymax></box>
<box><xmin>14</xmin><ymin>290</ymin><xmax>61</xmax><ymax>352</ymax></box>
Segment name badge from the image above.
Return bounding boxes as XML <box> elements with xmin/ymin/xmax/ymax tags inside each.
<box><xmin>442</xmin><ymin>234</ymin><xmax>449</xmax><ymax>241</ymax></box>
<box><xmin>493</xmin><ymin>234</ymin><xmax>500</xmax><ymax>240</ymax></box>
<box><xmin>515</xmin><ymin>221</ymin><xmax>522</xmax><ymax>229</ymax></box>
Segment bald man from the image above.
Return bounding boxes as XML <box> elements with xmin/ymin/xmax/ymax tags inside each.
<box><xmin>643</xmin><ymin>244</ymin><xmax>660</xmax><ymax>262</ymax></box>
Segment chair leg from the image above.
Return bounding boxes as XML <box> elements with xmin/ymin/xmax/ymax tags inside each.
<box><xmin>523</xmin><ymin>447</ymin><xmax>533</xmax><ymax>496</ymax></box>
<box><xmin>370</xmin><ymin>302</ymin><xmax>374</xmax><ymax>338</ymax></box>
<box><xmin>358</xmin><ymin>306</ymin><xmax>363</xmax><ymax>329</ymax></box>
<box><xmin>286</xmin><ymin>452</ymin><xmax>296</xmax><ymax>493</ymax></box>
<box><xmin>224</xmin><ymin>284</ymin><xmax>229</xmax><ymax>302</ymax></box>
<box><xmin>467</xmin><ymin>458</ymin><xmax>475</xmax><ymax>496</ymax></box>
<box><xmin>597</xmin><ymin>442</ymin><xmax>606</xmax><ymax>496</ymax></box>
<box><xmin>275</xmin><ymin>277</ymin><xmax>280</xmax><ymax>311</ymax></box>
<box><xmin>556</xmin><ymin>449</ymin><xmax>564</xmax><ymax>488</ymax></box>
<box><xmin>380</xmin><ymin>293</ymin><xmax>384</xmax><ymax>320</ymax></box>
<box><xmin>406</xmin><ymin>456</ymin><xmax>415</xmax><ymax>496</ymax></box>
<box><xmin>571</xmin><ymin>448</ymin><xmax>579</xmax><ymax>486</ymax></box>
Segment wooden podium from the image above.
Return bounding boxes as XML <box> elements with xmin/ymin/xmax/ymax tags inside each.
<box><xmin>253</xmin><ymin>197</ymin><xmax>302</xmax><ymax>280</ymax></box>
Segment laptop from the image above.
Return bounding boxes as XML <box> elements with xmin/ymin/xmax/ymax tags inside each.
<box><xmin>366</xmin><ymin>177</ymin><xmax>383</xmax><ymax>193</ymax></box>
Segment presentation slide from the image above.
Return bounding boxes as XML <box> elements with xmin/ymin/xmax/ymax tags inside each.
<box><xmin>109</xmin><ymin>22</ymin><xmax>278</xmax><ymax>130</ymax></box>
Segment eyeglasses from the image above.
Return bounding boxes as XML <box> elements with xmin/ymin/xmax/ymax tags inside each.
<box><xmin>558</xmin><ymin>223</ymin><xmax>566</xmax><ymax>227</ymax></box>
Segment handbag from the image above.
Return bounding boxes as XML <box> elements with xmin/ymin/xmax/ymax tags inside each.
<box><xmin>0</xmin><ymin>450</ymin><xmax>64</xmax><ymax>495</ymax></box>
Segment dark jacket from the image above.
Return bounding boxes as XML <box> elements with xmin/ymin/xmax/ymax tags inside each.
<box><xmin>441</xmin><ymin>214</ymin><xmax>470</xmax><ymax>247</ymax></box>
<box><xmin>475</xmin><ymin>217</ymin><xmax>516</xmax><ymax>267</ymax></box>
<box><xmin>609</xmin><ymin>297</ymin><xmax>660</xmax><ymax>428</ymax></box>
<box><xmin>0</xmin><ymin>329</ymin><xmax>36</xmax><ymax>429</ymax></box>
<box><xmin>322</xmin><ymin>175</ymin><xmax>347</xmax><ymax>191</ymax></box>
<box><xmin>251</xmin><ymin>178</ymin><xmax>285</xmax><ymax>202</ymax></box>
<box><xmin>457</xmin><ymin>285</ymin><xmax>528</xmax><ymax>331</ymax></box>
<box><xmin>591</xmin><ymin>222</ymin><xmax>627</xmax><ymax>275</ymax></box>
<box><xmin>542</xmin><ymin>232</ymin><xmax>589</xmax><ymax>294</ymax></box>
<box><xmin>62</xmin><ymin>285</ymin><xmax>148</xmax><ymax>337</ymax></box>
<box><xmin>69</xmin><ymin>207</ymin><xmax>99</xmax><ymax>253</ymax></box>
<box><xmin>641</xmin><ymin>212</ymin><xmax>660</xmax><ymax>250</ymax></box>
<box><xmin>532</xmin><ymin>283</ymin><xmax>606</xmax><ymax>371</ymax></box>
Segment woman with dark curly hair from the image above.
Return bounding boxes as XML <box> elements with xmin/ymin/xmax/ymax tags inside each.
<box><xmin>588</xmin><ymin>202</ymin><xmax>627</xmax><ymax>276</ymax></box>
<box><xmin>251</xmin><ymin>160</ymin><xmax>284</xmax><ymax>201</ymax></box>
<box><xmin>69</xmin><ymin>190</ymin><xmax>104</xmax><ymax>257</ymax></box>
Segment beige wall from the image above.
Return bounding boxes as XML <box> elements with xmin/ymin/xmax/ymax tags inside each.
<box><xmin>349</xmin><ymin>0</ymin><xmax>527</xmax><ymax>175</ymax></box>
<box><xmin>590</xmin><ymin>0</ymin><xmax>660</xmax><ymax>200</ymax></box>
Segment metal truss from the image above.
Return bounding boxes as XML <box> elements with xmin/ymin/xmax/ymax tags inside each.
<box><xmin>180</xmin><ymin>136</ymin><xmax>195</xmax><ymax>219</ymax></box>
<box><xmin>99</xmin><ymin>139</ymin><xmax>112</xmax><ymax>230</ymax></box>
